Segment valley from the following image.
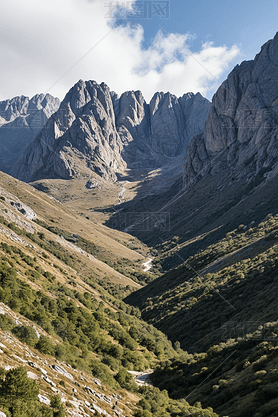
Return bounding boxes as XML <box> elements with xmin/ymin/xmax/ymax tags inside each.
<box><xmin>1</xmin><ymin>30</ymin><xmax>278</xmax><ymax>417</ymax></box>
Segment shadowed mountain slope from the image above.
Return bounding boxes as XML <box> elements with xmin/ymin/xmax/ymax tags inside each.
<box><xmin>0</xmin><ymin>93</ymin><xmax>60</xmax><ymax>174</ymax></box>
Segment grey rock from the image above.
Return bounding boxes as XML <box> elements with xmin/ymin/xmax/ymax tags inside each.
<box><xmin>0</xmin><ymin>94</ymin><xmax>60</xmax><ymax>173</ymax></box>
<box><xmin>149</xmin><ymin>92</ymin><xmax>208</xmax><ymax>157</ymax></box>
<box><xmin>12</xmin><ymin>81</ymin><xmax>211</xmax><ymax>182</ymax></box>
<box><xmin>12</xmin><ymin>81</ymin><xmax>125</xmax><ymax>181</ymax></box>
<box><xmin>86</xmin><ymin>179</ymin><xmax>98</xmax><ymax>189</ymax></box>
<box><xmin>184</xmin><ymin>32</ymin><xmax>278</xmax><ymax>188</ymax></box>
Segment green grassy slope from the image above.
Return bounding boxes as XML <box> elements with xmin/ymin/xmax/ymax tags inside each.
<box><xmin>0</xmin><ymin>174</ymin><xmax>219</xmax><ymax>417</ymax></box>
<box><xmin>126</xmin><ymin>214</ymin><xmax>278</xmax><ymax>417</ymax></box>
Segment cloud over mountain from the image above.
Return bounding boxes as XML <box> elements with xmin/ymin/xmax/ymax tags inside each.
<box><xmin>0</xmin><ymin>0</ymin><xmax>239</xmax><ymax>102</ymax></box>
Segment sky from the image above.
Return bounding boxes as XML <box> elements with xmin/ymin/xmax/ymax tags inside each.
<box><xmin>0</xmin><ymin>0</ymin><xmax>278</xmax><ymax>103</ymax></box>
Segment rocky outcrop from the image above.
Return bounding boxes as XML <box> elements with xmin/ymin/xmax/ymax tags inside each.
<box><xmin>0</xmin><ymin>94</ymin><xmax>60</xmax><ymax>173</ymax></box>
<box><xmin>183</xmin><ymin>32</ymin><xmax>278</xmax><ymax>187</ymax></box>
<box><xmin>149</xmin><ymin>91</ymin><xmax>210</xmax><ymax>157</ymax></box>
<box><xmin>12</xmin><ymin>81</ymin><xmax>126</xmax><ymax>181</ymax></box>
<box><xmin>12</xmin><ymin>81</ymin><xmax>211</xmax><ymax>182</ymax></box>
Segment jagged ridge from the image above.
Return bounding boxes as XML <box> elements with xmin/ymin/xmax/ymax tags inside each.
<box><xmin>11</xmin><ymin>81</ymin><xmax>211</xmax><ymax>182</ymax></box>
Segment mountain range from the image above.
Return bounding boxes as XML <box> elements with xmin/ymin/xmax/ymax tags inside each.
<box><xmin>10</xmin><ymin>81</ymin><xmax>210</xmax><ymax>182</ymax></box>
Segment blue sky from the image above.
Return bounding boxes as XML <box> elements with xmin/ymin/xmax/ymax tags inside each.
<box><xmin>112</xmin><ymin>0</ymin><xmax>278</xmax><ymax>97</ymax></box>
<box><xmin>0</xmin><ymin>0</ymin><xmax>277</xmax><ymax>102</ymax></box>
<box><xmin>121</xmin><ymin>0</ymin><xmax>277</xmax><ymax>57</ymax></box>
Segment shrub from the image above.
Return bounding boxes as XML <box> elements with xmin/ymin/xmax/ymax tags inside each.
<box><xmin>35</xmin><ymin>335</ymin><xmax>55</xmax><ymax>355</ymax></box>
<box><xmin>12</xmin><ymin>326</ymin><xmax>39</xmax><ymax>347</ymax></box>
<box><xmin>253</xmin><ymin>356</ymin><xmax>268</xmax><ymax>371</ymax></box>
<box><xmin>0</xmin><ymin>366</ymin><xmax>39</xmax><ymax>407</ymax></box>
<box><xmin>115</xmin><ymin>368</ymin><xmax>136</xmax><ymax>390</ymax></box>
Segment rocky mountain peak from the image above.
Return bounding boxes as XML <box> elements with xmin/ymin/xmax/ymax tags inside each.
<box><xmin>0</xmin><ymin>93</ymin><xmax>60</xmax><ymax>174</ymax></box>
<box><xmin>11</xmin><ymin>81</ymin><xmax>211</xmax><ymax>182</ymax></box>
<box><xmin>183</xmin><ymin>32</ymin><xmax>278</xmax><ymax>188</ymax></box>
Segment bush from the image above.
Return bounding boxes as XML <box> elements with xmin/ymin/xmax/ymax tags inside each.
<box><xmin>115</xmin><ymin>368</ymin><xmax>136</xmax><ymax>390</ymax></box>
<box><xmin>12</xmin><ymin>326</ymin><xmax>39</xmax><ymax>347</ymax></box>
<box><xmin>0</xmin><ymin>366</ymin><xmax>39</xmax><ymax>410</ymax></box>
<box><xmin>50</xmin><ymin>395</ymin><xmax>65</xmax><ymax>417</ymax></box>
<box><xmin>35</xmin><ymin>336</ymin><xmax>55</xmax><ymax>355</ymax></box>
<box><xmin>253</xmin><ymin>356</ymin><xmax>268</xmax><ymax>371</ymax></box>
<box><xmin>89</xmin><ymin>360</ymin><xmax>117</xmax><ymax>388</ymax></box>
<box><xmin>102</xmin><ymin>355</ymin><xmax>121</xmax><ymax>372</ymax></box>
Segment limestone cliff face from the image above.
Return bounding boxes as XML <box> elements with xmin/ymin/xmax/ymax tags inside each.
<box><xmin>0</xmin><ymin>94</ymin><xmax>60</xmax><ymax>173</ymax></box>
<box><xmin>149</xmin><ymin>91</ymin><xmax>209</xmax><ymax>157</ymax></box>
<box><xmin>12</xmin><ymin>81</ymin><xmax>125</xmax><ymax>181</ymax></box>
<box><xmin>12</xmin><ymin>81</ymin><xmax>211</xmax><ymax>182</ymax></box>
<box><xmin>183</xmin><ymin>32</ymin><xmax>278</xmax><ymax>187</ymax></box>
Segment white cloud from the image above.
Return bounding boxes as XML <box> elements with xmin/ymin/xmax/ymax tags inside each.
<box><xmin>0</xmin><ymin>0</ymin><xmax>240</xmax><ymax>102</ymax></box>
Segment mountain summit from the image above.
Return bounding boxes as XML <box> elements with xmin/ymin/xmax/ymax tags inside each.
<box><xmin>184</xmin><ymin>32</ymin><xmax>278</xmax><ymax>187</ymax></box>
<box><xmin>0</xmin><ymin>93</ymin><xmax>60</xmax><ymax>174</ymax></box>
<box><xmin>11</xmin><ymin>81</ymin><xmax>211</xmax><ymax>182</ymax></box>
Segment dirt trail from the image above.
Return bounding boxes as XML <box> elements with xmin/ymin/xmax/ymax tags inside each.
<box><xmin>128</xmin><ymin>370</ymin><xmax>153</xmax><ymax>386</ymax></box>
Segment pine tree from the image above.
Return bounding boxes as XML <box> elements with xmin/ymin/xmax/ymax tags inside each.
<box><xmin>50</xmin><ymin>395</ymin><xmax>65</xmax><ymax>417</ymax></box>
<box><xmin>0</xmin><ymin>366</ymin><xmax>39</xmax><ymax>406</ymax></box>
